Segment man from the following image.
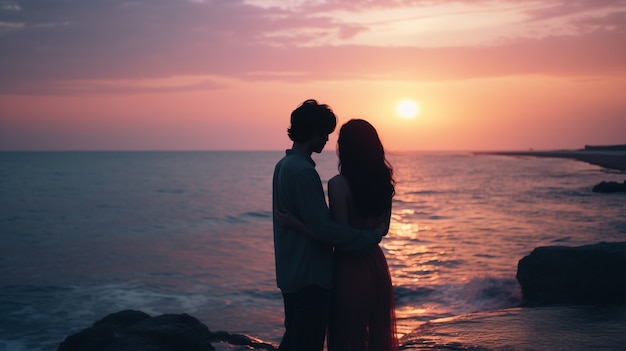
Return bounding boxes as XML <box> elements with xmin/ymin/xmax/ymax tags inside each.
<box><xmin>272</xmin><ymin>99</ymin><xmax>386</xmax><ymax>351</ymax></box>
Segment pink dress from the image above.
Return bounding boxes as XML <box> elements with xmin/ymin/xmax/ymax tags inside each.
<box><xmin>327</xmin><ymin>244</ymin><xmax>398</xmax><ymax>351</ymax></box>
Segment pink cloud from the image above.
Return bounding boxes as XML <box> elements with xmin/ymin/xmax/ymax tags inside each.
<box><xmin>0</xmin><ymin>0</ymin><xmax>625</xmax><ymax>95</ymax></box>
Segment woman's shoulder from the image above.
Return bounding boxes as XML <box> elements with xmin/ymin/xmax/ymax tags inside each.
<box><xmin>328</xmin><ymin>174</ymin><xmax>349</xmax><ymax>188</ymax></box>
<box><xmin>329</xmin><ymin>173</ymin><xmax>344</xmax><ymax>182</ymax></box>
<box><xmin>328</xmin><ymin>174</ymin><xmax>352</xmax><ymax>195</ymax></box>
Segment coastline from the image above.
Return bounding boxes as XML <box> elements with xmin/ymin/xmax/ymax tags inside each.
<box><xmin>399</xmin><ymin>305</ymin><xmax>626</xmax><ymax>350</ymax></box>
<box><xmin>474</xmin><ymin>149</ymin><xmax>626</xmax><ymax>171</ymax></box>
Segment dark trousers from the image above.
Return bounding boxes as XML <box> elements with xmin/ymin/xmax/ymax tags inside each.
<box><xmin>279</xmin><ymin>285</ymin><xmax>331</xmax><ymax>351</ymax></box>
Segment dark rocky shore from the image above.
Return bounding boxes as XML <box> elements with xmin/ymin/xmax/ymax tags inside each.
<box><xmin>402</xmin><ymin>241</ymin><xmax>626</xmax><ymax>350</ymax></box>
<box><xmin>57</xmin><ymin>310</ymin><xmax>277</xmax><ymax>351</ymax></box>
<box><xmin>474</xmin><ymin>145</ymin><xmax>626</xmax><ymax>171</ymax></box>
<box><xmin>592</xmin><ymin>180</ymin><xmax>626</xmax><ymax>193</ymax></box>
<box><xmin>516</xmin><ymin>242</ymin><xmax>626</xmax><ymax>306</ymax></box>
<box><xmin>400</xmin><ymin>304</ymin><xmax>626</xmax><ymax>350</ymax></box>
<box><xmin>58</xmin><ymin>242</ymin><xmax>626</xmax><ymax>351</ymax></box>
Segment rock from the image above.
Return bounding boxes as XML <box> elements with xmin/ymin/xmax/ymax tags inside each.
<box><xmin>516</xmin><ymin>242</ymin><xmax>626</xmax><ymax>306</ymax></box>
<box><xmin>592</xmin><ymin>180</ymin><xmax>626</xmax><ymax>193</ymax></box>
<box><xmin>57</xmin><ymin>310</ymin><xmax>215</xmax><ymax>351</ymax></box>
<box><xmin>211</xmin><ymin>331</ymin><xmax>277</xmax><ymax>350</ymax></box>
<box><xmin>94</xmin><ymin>309</ymin><xmax>151</xmax><ymax>327</ymax></box>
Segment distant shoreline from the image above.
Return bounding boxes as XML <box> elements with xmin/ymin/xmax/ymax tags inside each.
<box><xmin>474</xmin><ymin>149</ymin><xmax>626</xmax><ymax>172</ymax></box>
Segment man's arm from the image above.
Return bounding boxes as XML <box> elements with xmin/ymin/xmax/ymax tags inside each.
<box><xmin>293</xmin><ymin>168</ymin><xmax>382</xmax><ymax>253</ymax></box>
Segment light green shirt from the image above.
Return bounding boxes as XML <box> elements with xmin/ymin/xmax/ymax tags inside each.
<box><xmin>272</xmin><ymin>149</ymin><xmax>383</xmax><ymax>294</ymax></box>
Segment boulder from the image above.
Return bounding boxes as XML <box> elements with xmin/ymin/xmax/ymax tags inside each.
<box><xmin>211</xmin><ymin>331</ymin><xmax>277</xmax><ymax>350</ymax></box>
<box><xmin>57</xmin><ymin>310</ymin><xmax>215</xmax><ymax>351</ymax></box>
<box><xmin>592</xmin><ymin>180</ymin><xmax>626</xmax><ymax>193</ymax></box>
<box><xmin>516</xmin><ymin>242</ymin><xmax>626</xmax><ymax>306</ymax></box>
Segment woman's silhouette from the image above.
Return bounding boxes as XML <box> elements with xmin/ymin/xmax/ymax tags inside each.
<box><xmin>327</xmin><ymin>119</ymin><xmax>397</xmax><ymax>351</ymax></box>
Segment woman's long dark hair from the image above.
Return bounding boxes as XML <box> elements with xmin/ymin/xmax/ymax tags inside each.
<box><xmin>337</xmin><ymin>119</ymin><xmax>395</xmax><ymax>218</ymax></box>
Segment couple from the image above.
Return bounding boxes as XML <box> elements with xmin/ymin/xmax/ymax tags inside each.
<box><xmin>272</xmin><ymin>99</ymin><xmax>398</xmax><ymax>351</ymax></box>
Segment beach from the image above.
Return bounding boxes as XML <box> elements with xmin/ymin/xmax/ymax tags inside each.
<box><xmin>400</xmin><ymin>305</ymin><xmax>626</xmax><ymax>350</ymax></box>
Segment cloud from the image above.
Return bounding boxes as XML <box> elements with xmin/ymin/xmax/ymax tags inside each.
<box><xmin>1</xmin><ymin>0</ymin><xmax>625</xmax><ymax>95</ymax></box>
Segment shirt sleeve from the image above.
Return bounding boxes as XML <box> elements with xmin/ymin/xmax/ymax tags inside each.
<box><xmin>293</xmin><ymin>168</ymin><xmax>382</xmax><ymax>254</ymax></box>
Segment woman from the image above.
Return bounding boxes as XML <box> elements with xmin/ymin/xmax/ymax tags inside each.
<box><xmin>327</xmin><ymin>119</ymin><xmax>397</xmax><ymax>351</ymax></box>
<box><xmin>279</xmin><ymin>119</ymin><xmax>398</xmax><ymax>350</ymax></box>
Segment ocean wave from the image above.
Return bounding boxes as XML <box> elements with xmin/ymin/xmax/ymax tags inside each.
<box><xmin>243</xmin><ymin>211</ymin><xmax>272</xmax><ymax>219</ymax></box>
<box><xmin>0</xmin><ymin>339</ymin><xmax>30</xmax><ymax>351</ymax></box>
<box><xmin>239</xmin><ymin>288</ymin><xmax>282</xmax><ymax>301</ymax></box>
<box><xmin>394</xmin><ymin>276</ymin><xmax>522</xmax><ymax>318</ymax></box>
<box><xmin>455</xmin><ymin>276</ymin><xmax>522</xmax><ymax>313</ymax></box>
<box><xmin>394</xmin><ymin>286</ymin><xmax>437</xmax><ymax>305</ymax></box>
<box><xmin>403</xmin><ymin>190</ymin><xmax>443</xmax><ymax>195</ymax></box>
<box><xmin>155</xmin><ymin>188</ymin><xmax>186</xmax><ymax>194</ymax></box>
<box><xmin>202</xmin><ymin>211</ymin><xmax>272</xmax><ymax>224</ymax></box>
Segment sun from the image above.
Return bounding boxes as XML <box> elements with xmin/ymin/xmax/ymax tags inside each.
<box><xmin>396</xmin><ymin>100</ymin><xmax>420</xmax><ymax>119</ymax></box>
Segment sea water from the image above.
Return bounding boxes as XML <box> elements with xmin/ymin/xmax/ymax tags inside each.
<box><xmin>0</xmin><ymin>151</ymin><xmax>624</xmax><ymax>350</ymax></box>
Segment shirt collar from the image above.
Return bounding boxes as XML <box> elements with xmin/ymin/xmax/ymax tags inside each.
<box><xmin>286</xmin><ymin>148</ymin><xmax>315</xmax><ymax>167</ymax></box>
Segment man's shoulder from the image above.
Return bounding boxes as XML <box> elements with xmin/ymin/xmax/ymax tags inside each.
<box><xmin>277</xmin><ymin>152</ymin><xmax>315</xmax><ymax>172</ymax></box>
<box><xmin>274</xmin><ymin>155</ymin><xmax>320</xmax><ymax>188</ymax></box>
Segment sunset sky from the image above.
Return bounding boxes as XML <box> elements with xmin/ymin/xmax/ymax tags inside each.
<box><xmin>1</xmin><ymin>0</ymin><xmax>625</xmax><ymax>151</ymax></box>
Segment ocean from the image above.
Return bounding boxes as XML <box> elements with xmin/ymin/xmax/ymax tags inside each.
<box><xmin>1</xmin><ymin>151</ymin><xmax>624</xmax><ymax>350</ymax></box>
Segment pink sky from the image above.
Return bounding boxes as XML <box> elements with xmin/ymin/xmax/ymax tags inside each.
<box><xmin>1</xmin><ymin>0</ymin><xmax>625</xmax><ymax>151</ymax></box>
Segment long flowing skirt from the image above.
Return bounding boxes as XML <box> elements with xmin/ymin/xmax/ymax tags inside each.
<box><xmin>328</xmin><ymin>245</ymin><xmax>398</xmax><ymax>351</ymax></box>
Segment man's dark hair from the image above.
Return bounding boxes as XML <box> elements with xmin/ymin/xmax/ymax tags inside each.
<box><xmin>288</xmin><ymin>99</ymin><xmax>337</xmax><ymax>142</ymax></box>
